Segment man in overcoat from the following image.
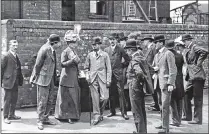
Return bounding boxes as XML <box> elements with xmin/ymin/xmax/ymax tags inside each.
<box><xmin>1</xmin><ymin>40</ymin><xmax>23</xmax><ymax>124</ymax></box>
<box><xmin>104</xmin><ymin>33</ymin><xmax>130</xmax><ymax>120</ymax></box>
<box><xmin>153</xmin><ymin>36</ymin><xmax>177</xmax><ymax>133</ymax></box>
<box><xmin>181</xmin><ymin>34</ymin><xmax>208</xmax><ymax>124</ymax></box>
<box><xmin>30</xmin><ymin>34</ymin><xmax>61</xmax><ymax>130</ymax></box>
<box><xmin>84</xmin><ymin>37</ymin><xmax>112</xmax><ymax>125</ymax></box>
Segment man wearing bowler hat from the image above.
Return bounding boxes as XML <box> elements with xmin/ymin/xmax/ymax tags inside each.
<box><xmin>125</xmin><ymin>39</ymin><xmax>154</xmax><ymax>133</ymax></box>
<box><xmin>30</xmin><ymin>34</ymin><xmax>61</xmax><ymax>130</ymax></box>
<box><xmin>141</xmin><ymin>35</ymin><xmax>160</xmax><ymax>112</ymax></box>
<box><xmin>152</xmin><ymin>35</ymin><xmax>177</xmax><ymax>133</ymax></box>
<box><xmin>181</xmin><ymin>34</ymin><xmax>208</xmax><ymax>124</ymax></box>
<box><xmin>84</xmin><ymin>37</ymin><xmax>112</xmax><ymax>125</ymax></box>
<box><xmin>104</xmin><ymin>33</ymin><xmax>130</xmax><ymax>120</ymax></box>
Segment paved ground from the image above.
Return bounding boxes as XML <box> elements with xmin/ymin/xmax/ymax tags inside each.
<box><xmin>1</xmin><ymin>89</ymin><xmax>208</xmax><ymax>133</ymax></box>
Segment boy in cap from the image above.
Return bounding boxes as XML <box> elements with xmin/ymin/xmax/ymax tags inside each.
<box><xmin>181</xmin><ymin>34</ymin><xmax>208</xmax><ymax>124</ymax></box>
<box><xmin>125</xmin><ymin>39</ymin><xmax>153</xmax><ymax>133</ymax></box>
<box><xmin>84</xmin><ymin>37</ymin><xmax>112</xmax><ymax>125</ymax></box>
<box><xmin>30</xmin><ymin>34</ymin><xmax>61</xmax><ymax>130</ymax></box>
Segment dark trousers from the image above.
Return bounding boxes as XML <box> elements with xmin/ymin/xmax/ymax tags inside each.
<box><xmin>3</xmin><ymin>84</ymin><xmax>18</xmax><ymax>119</ymax></box>
<box><xmin>170</xmin><ymin>97</ymin><xmax>183</xmax><ymax>125</ymax></box>
<box><xmin>37</xmin><ymin>79</ymin><xmax>55</xmax><ymax>123</ymax></box>
<box><xmin>129</xmin><ymin>80</ymin><xmax>147</xmax><ymax>133</ymax></box>
<box><xmin>151</xmin><ymin>78</ymin><xmax>160</xmax><ymax>110</ymax></box>
<box><xmin>109</xmin><ymin>75</ymin><xmax>127</xmax><ymax>115</ymax></box>
<box><xmin>184</xmin><ymin>80</ymin><xmax>205</xmax><ymax>123</ymax></box>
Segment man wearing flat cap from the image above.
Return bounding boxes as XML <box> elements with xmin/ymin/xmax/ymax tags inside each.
<box><xmin>152</xmin><ymin>35</ymin><xmax>177</xmax><ymax>133</ymax></box>
<box><xmin>181</xmin><ymin>34</ymin><xmax>208</xmax><ymax>124</ymax></box>
<box><xmin>141</xmin><ymin>35</ymin><xmax>160</xmax><ymax>112</ymax></box>
<box><xmin>125</xmin><ymin>39</ymin><xmax>154</xmax><ymax>133</ymax></box>
<box><xmin>104</xmin><ymin>33</ymin><xmax>130</xmax><ymax>120</ymax></box>
<box><xmin>30</xmin><ymin>34</ymin><xmax>61</xmax><ymax>130</ymax></box>
<box><xmin>1</xmin><ymin>40</ymin><xmax>23</xmax><ymax>124</ymax></box>
<box><xmin>84</xmin><ymin>36</ymin><xmax>112</xmax><ymax>125</ymax></box>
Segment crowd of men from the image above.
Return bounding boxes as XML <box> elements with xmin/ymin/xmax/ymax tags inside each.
<box><xmin>1</xmin><ymin>30</ymin><xmax>208</xmax><ymax>133</ymax></box>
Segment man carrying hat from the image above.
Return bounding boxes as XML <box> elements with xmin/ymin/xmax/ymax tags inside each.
<box><xmin>181</xmin><ymin>34</ymin><xmax>208</xmax><ymax>124</ymax></box>
<box><xmin>84</xmin><ymin>36</ymin><xmax>112</xmax><ymax>125</ymax></box>
<box><xmin>141</xmin><ymin>35</ymin><xmax>160</xmax><ymax>112</ymax></box>
<box><xmin>104</xmin><ymin>33</ymin><xmax>130</xmax><ymax>120</ymax></box>
<box><xmin>125</xmin><ymin>39</ymin><xmax>153</xmax><ymax>133</ymax></box>
<box><xmin>30</xmin><ymin>34</ymin><xmax>61</xmax><ymax>130</ymax></box>
<box><xmin>152</xmin><ymin>35</ymin><xmax>177</xmax><ymax>133</ymax></box>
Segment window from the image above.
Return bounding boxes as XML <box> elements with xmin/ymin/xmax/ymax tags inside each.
<box><xmin>90</xmin><ymin>0</ymin><xmax>106</xmax><ymax>15</ymax></box>
<box><xmin>128</xmin><ymin>1</ymin><xmax>136</xmax><ymax>16</ymax></box>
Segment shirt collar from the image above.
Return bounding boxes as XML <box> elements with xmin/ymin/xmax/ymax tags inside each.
<box><xmin>111</xmin><ymin>44</ymin><xmax>116</xmax><ymax>50</ymax></box>
<box><xmin>50</xmin><ymin>45</ymin><xmax>54</xmax><ymax>52</ymax></box>
<box><xmin>147</xmin><ymin>43</ymin><xmax>153</xmax><ymax>49</ymax></box>
<box><xmin>187</xmin><ymin>42</ymin><xmax>193</xmax><ymax>48</ymax></box>
<box><xmin>9</xmin><ymin>50</ymin><xmax>16</xmax><ymax>57</ymax></box>
<box><xmin>159</xmin><ymin>47</ymin><xmax>165</xmax><ymax>53</ymax></box>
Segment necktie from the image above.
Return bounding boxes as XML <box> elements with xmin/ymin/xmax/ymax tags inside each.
<box><xmin>95</xmin><ymin>51</ymin><xmax>98</xmax><ymax>57</ymax></box>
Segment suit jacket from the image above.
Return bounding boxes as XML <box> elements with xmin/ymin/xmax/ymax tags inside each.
<box><xmin>184</xmin><ymin>42</ymin><xmax>208</xmax><ymax>81</ymax></box>
<box><xmin>169</xmin><ymin>49</ymin><xmax>185</xmax><ymax>99</ymax></box>
<box><xmin>1</xmin><ymin>51</ymin><xmax>23</xmax><ymax>89</ymax></box>
<box><xmin>30</xmin><ymin>43</ymin><xmax>57</xmax><ymax>87</ymax></box>
<box><xmin>126</xmin><ymin>50</ymin><xmax>154</xmax><ymax>94</ymax></box>
<box><xmin>153</xmin><ymin>47</ymin><xmax>177</xmax><ymax>90</ymax></box>
<box><xmin>84</xmin><ymin>50</ymin><xmax>112</xmax><ymax>84</ymax></box>
<box><xmin>104</xmin><ymin>45</ymin><xmax>130</xmax><ymax>81</ymax></box>
<box><xmin>59</xmin><ymin>47</ymin><xmax>80</xmax><ymax>87</ymax></box>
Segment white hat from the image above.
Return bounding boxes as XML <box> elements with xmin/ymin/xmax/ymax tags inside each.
<box><xmin>64</xmin><ymin>30</ymin><xmax>78</xmax><ymax>42</ymax></box>
<box><xmin>174</xmin><ymin>36</ymin><xmax>184</xmax><ymax>45</ymax></box>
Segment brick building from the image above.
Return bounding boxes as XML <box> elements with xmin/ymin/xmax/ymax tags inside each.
<box><xmin>1</xmin><ymin>0</ymin><xmax>170</xmax><ymax>23</ymax></box>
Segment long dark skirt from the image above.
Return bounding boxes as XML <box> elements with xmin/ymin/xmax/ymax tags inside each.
<box><xmin>55</xmin><ymin>85</ymin><xmax>81</xmax><ymax>120</ymax></box>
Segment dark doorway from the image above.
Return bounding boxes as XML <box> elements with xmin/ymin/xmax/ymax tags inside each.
<box><xmin>62</xmin><ymin>0</ymin><xmax>75</xmax><ymax>21</ymax></box>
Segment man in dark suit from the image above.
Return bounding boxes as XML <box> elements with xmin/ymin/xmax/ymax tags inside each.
<box><xmin>30</xmin><ymin>34</ymin><xmax>61</xmax><ymax>130</ymax></box>
<box><xmin>1</xmin><ymin>40</ymin><xmax>23</xmax><ymax>124</ymax></box>
<box><xmin>104</xmin><ymin>33</ymin><xmax>130</xmax><ymax>120</ymax></box>
<box><xmin>141</xmin><ymin>35</ymin><xmax>160</xmax><ymax>111</ymax></box>
<box><xmin>181</xmin><ymin>34</ymin><xmax>208</xmax><ymax>124</ymax></box>
<box><xmin>153</xmin><ymin>37</ymin><xmax>177</xmax><ymax>133</ymax></box>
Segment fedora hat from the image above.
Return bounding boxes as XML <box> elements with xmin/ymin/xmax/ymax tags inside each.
<box><xmin>154</xmin><ymin>35</ymin><xmax>166</xmax><ymax>43</ymax></box>
<box><xmin>49</xmin><ymin>34</ymin><xmax>60</xmax><ymax>43</ymax></box>
<box><xmin>165</xmin><ymin>40</ymin><xmax>175</xmax><ymax>49</ymax></box>
<box><xmin>141</xmin><ymin>34</ymin><xmax>154</xmax><ymax>41</ymax></box>
<box><xmin>181</xmin><ymin>34</ymin><xmax>193</xmax><ymax>41</ymax></box>
<box><xmin>107</xmin><ymin>33</ymin><xmax>119</xmax><ymax>40</ymax></box>
<box><xmin>92</xmin><ymin>37</ymin><xmax>102</xmax><ymax>45</ymax></box>
<box><xmin>64</xmin><ymin>30</ymin><xmax>78</xmax><ymax>42</ymax></box>
<box><xmin>124</xmin><ymin>39</ymin><xmax>137</xmax><ymax>49</ymax></box>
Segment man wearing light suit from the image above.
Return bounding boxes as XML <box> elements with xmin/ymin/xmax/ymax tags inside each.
<box><xmin>84</xmin><ymin>37</ymin><xmax>112</xmax><ymax>125</ymax></box>
<box><xmin>30</xmin><ymin>34</ymin><xmax>61</xmax><ymax>130</ymax></box>
<box><xmin>1</xmin><ymin>40</ymin><xmax>23</xmax><ymax>124</ymax></box>
<box><xmin>152</xmin><ymin>36</ymin><xmax>177</xmax><ymax>134</ymax></box>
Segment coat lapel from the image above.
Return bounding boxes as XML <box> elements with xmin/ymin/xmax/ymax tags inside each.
<box><xmin>157</xmin><ymin>48</ymin><xmax>167</xmax><ymax>63</ymax></box>
<box><xmin>112</xmin><ymin>45</ymin><xmax>118</xmax><ymax>55</ymax></box>
<box><xmin>8</xmin><ymin>51</ymin><xmax>17</xmax><ymax>63</ymax></box>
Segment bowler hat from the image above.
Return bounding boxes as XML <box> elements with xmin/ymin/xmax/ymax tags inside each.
<box><xmin>49</xmin><ymin>34</ymin><xmax>60</xmax><ymax>43</ymax></box>
<box><xmin>107</xmin><ymin>33</ymin><xmax>119</xmax><ymax>40</ymax></box>
<box><xmin>181</xmin><ymin>34</ymin><xmax>193</xmax><ymax>41</ymax></box>
<box><xmin>141</xmin><ymin>35</ymin><xmax>154</xmax><ymax>41</ymax></box>
<box><xmin>154</xmin><ymin>35</ymin><xmax>166</xmax><ymax>43</ymax></box>
<box><xmin>92</xmin><ymin>37</ymin><xmax>102</xmax><ymax>45</ymax></box>
<box><xmin>165</xmin><ymin>40</ymin><xmax>175</xmax><ymax>49</ymax></box>
<box><xmin>124</xmin><ymin>39</ymin><xmax>137</xmax><ymax>49</ymax></box>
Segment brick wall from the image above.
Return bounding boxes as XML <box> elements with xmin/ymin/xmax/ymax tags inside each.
<box><xmin>1</xmin><ymin>19</ymin><xmax>208</xmax><ymax>108</ymax></box>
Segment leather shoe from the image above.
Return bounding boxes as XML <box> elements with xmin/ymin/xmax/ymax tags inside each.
<box><xmin>182</xmin><ymin>117</ymin><xmax>192</xmax><ymax>121</ymax></box>
<box><xmin>9</xmin><ymin>115</ymin><xmax>21</xmax><ymax>120</ymax></box>
<box><xmin>155</xmin><ymin>125</ymin><xmax>162</xmax><ymax>129</ymax></box>
<box><xmin>37</xmin><ymin>123</ymin><xmax>44</xmax><ymax>130</ymax></box>
<box><xmin>67</xmin><ymin>119</ymin><xmax>74</xmax><ymax>124</ymax></box>
<box><xmin>188</xmin><ymin>120</ymin><xmax>202</xmax><ymax>125</ymax></box>
<box><xmin>4</xmin><ymin>118</ymin><xmax>11</xmax><ymax>124</ymax></box>
<box><xmin>122</xmin><ymin>114</ymin><xmax>129</xmax><ymax>120</ymax></box>
<box><xmin>170</xmin><ymin>123</ymin><xmax>180</xmax><ymax>127</ymax></box>
<box><xmin>107</xmin><ymin>113</ymin><xmax>116</xmax><ymax>117</ymax></box>
<box><xmin>43</xmin><ymin>120</ymin><xmax>56</xmax><ymax>125</ymax></box>
<box><xmin>92</xmin><ymin>120</ymin><xmax>100</xmax><ymax>125</ymax></box>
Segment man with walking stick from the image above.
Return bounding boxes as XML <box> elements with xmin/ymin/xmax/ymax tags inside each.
<box><xmin>84</xmin><ymin>37</ymin><xmax>112</xmax><ymax>125</ymax></box>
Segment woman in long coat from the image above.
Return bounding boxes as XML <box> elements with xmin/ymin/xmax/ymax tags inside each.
<box><xmin>55</xmin><ymin>31</ymin><xmax>81</xmax><ymax>123</ymax></box>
